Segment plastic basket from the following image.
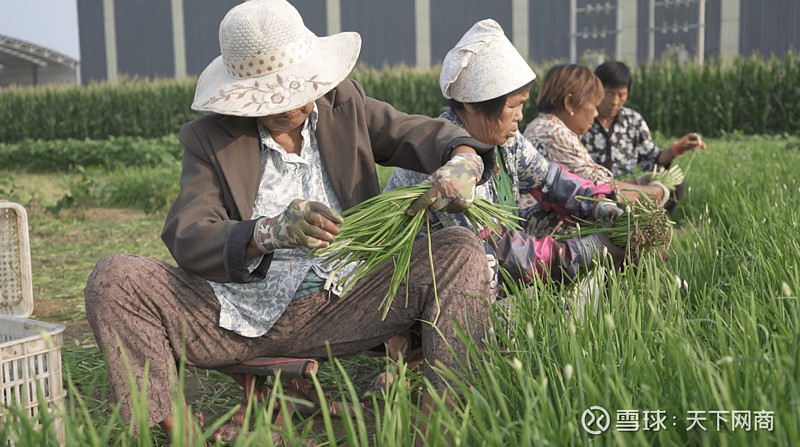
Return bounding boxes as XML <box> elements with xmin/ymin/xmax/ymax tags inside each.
<box><xmin>0</xmin><ymin>316</ymin><xmax>66</xmax><ymax>446</ymax></box>
<box><xmin>0</xmin><ymin>203</ymin><xmax>65</xmax><ymax>446</ymax></box>
<box><xmin>0</xmin><ymin>203</ymin><xmax>34</xmax><ymax>318</ymax></box>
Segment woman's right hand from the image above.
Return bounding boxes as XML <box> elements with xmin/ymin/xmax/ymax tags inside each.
<box><xmin>253</xmin><ymin>199</ymin><xmax>343</xmax><ymax>253</ymax></box>
<box><xmin>672</xmin><ymin>132</ymin><xmax>706</xmax><ymax>157</ymax></box>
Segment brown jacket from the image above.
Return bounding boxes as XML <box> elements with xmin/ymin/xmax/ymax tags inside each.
<box><xmin>162</xmin><ymin>80</ymin><xmax>493</xmax><ymax>283</ymax></box>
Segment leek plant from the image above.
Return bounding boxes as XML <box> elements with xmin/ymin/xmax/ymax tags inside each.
<box><xmin>312</xmin><ymin>184</ymin><xmax>521</xmax><ymax>318</ymax></box>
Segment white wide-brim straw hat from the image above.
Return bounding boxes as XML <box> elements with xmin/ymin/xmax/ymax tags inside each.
<box><xmin>192</xmin><ymin>0</ymin><xmax>361</xmax><ymax>117</ymax></box>
<box><xmin>440</xmin><ymin>19</ymin><xmax>535</xmax><ymax>103</ymax></box>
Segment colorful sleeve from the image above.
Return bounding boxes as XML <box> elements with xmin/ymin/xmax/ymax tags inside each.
<box><xmin>514</xmin><ymin>135</ymin><xmax>551</xmax><ymax>192</ymax></box>
<box><xmin>483</xmin><ymin>226</ymin><xmax>582</xmax><ymax>285</ymax></box>
<box><xmin>526</xmin><ymin>163</ymin><xmax>613</xmax><ymax>223</ymax></box>
<box><xmin>517</xmin><ymin>134</ymin><xmax>612</xmax><ymax>222</ymax></box>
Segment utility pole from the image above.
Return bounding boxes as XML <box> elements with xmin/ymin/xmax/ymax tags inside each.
<box><xmin>570</xmin><ymin>0</ymin><xmax>577</xmax><ymax>63</ymax></box>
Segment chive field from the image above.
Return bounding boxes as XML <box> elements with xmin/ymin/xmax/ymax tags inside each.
<box><xmin>1</xmin><ymin>65</ymin><xmax>799</xmax><ymax>445</ymax></box>
<box><xmin>1</xmin><ymin>133</ymin><xmax>795</xmax><ymax>446</ymax></box>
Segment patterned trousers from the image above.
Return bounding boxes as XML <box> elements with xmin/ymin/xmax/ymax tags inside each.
<box><xmin>84</xmin><ymin>226</ymin><xmax>492</xmax><ymax>428</ymax></box>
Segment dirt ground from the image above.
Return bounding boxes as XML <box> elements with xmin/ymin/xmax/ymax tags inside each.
<box><xmin>28</xmin><ymin>207</ymin><xmax>168</xmax><ymax>344</ymax></box>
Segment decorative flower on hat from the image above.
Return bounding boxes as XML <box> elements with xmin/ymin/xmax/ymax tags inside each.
<box><xmin>284</xmin><ymin>76</ymin><xmax>306</xmax><ymax>93</ymax></box>
<box><xmin>201</xmin><ymin>74</ymin><xmax>331</xmax><ymax>114</ymax></box>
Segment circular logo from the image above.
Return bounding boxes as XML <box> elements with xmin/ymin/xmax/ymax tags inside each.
<box><xmin>581</xmin><ymin>406</ymin><xmax>611</xmax><ymax>435</ymax></box>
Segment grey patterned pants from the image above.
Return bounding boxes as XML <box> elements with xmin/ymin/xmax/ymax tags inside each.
<box><xmin>84</xmin><ymin>226</ymin><xmax>492</xmax><ymax>428</ymax></box>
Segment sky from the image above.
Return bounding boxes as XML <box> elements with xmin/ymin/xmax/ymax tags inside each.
<box><xmin>0</xmin><ymin>0</ymin><xmax>81</xmax><ymax>60</ymax></box>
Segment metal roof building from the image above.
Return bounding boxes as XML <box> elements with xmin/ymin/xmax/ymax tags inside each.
<box><xmin>75</xmin><ymin>0</ymin><xmax>800</xmax><ymax>84</ymax></box>
<box><xmin>0</xmin><ymin>35</ymin><xmax>80</xmax><ymax>87</ymax></box>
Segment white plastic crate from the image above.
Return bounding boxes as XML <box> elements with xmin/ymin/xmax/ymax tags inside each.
<box><xmin>0</xmin><ymin>316</ymin><xmax>66</xmax><ymax>445</ymax></box>
<box><xmin>0</xmin><ymin>203</ymin><xmax>66</xmax><ymax>446</ymax></box>
<box><xmin>0</xmin><ymin>203</ymin><xmax>33</xmax><ymax>318</ymax></box>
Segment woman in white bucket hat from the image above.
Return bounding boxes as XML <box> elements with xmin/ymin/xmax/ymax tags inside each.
<box><xmin>386</xmin><ymin>19</ymin><xmax>626</xmax><ymax>292</ymax></box>
<box><xmin>84</xmin><ymin>0</ymin><xmax>496</xmax><ymax>441</ymax></box>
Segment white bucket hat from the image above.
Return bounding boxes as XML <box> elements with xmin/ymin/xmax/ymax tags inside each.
<box><xmin>192</xmin><ymin>0</ymin><xmax>362</xmax><ymax>117</ymax></box>
<box><xmin>440</xmin><ymin>19</ymin><xmax>535</xmax><ymax>103</ymax></box>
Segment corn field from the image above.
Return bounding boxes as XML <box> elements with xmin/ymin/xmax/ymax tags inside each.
<box><xmin>628</xmin><ymin>53</ymin><xmax>800</xmax><ymax>138</ymax></box>
<box><xmin>1</xmin><ymin>54</ymin><xmax>799</xmax><ymax>143</ymax></box>
<box><xmin>0</xmin><ymin>77</ymin><xmax>197</xmax><ymax>143</ymax></box>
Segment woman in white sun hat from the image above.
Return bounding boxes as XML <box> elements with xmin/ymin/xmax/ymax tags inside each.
<box><xmin>84</xmin><ymin>0</ymin><xmax>496</xmax><ymax>440</ymax></box>
<box><xmin>385</xmin><ymin>19</ymin><xmax>626</xmax><ymax>292</ymax></box>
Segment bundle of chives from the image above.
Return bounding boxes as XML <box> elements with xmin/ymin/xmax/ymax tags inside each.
<box><xmin>312</xmin><ymin>184</ymin><xmax>522</xmax><ymax>318</ymax></box>
<box><xmin>650</xmin><ymin>164</ymin><xmax>685</xmax><ymax>191</ymax></box>
<box><xmin>557</xmin><ymin>194</ymin><xmax>674</xmax><ymax>263</ymax></box>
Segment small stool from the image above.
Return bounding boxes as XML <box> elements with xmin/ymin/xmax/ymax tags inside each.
<box><xmin>208</xmin><ymin>329</ymin><xmax>424</xmax><ymax>442</ymax></box>
<box><xmin>211</xmin><ymin>356</ymin><xmax>356</xmax><ymax>443</ymax></box>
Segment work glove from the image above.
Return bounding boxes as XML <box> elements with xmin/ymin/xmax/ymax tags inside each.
<box><xmin>593</xmin><ymin>200</ymin><xmax>626</xmax><ymax>227</ymax></box>
<box><xmin>575</xmin><ymin>233</ymin><xmax>625</xmax><ymax>269</ymax></box>
<box><xmin>632</xmin><ymin>172</ymin><xmax>653</xmax><ymax>186</ymax></box>
<box><xmin>406</xmin><ymin>152</ymin><xmax>483</xmax><ymax>215</ymax></box>
<box><xmin>632</xmin><ymin>173</ymin><xmax>670</xmax><ymax>208</ymax></box>
<box><xmin>253</xmin><ymin>199</ymin><xmax>343</xmax><ymax>252</ymax></box>
<box><xmin>650</xmin><ymin>181</ymin><xmax>670</xmax><ymax>208</ymax></box>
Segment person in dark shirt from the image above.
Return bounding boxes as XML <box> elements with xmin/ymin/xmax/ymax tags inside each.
<box><xmin>580</xmin><ymin>60</ymin><xmax>706</xmax><ymax>213</ymax></box>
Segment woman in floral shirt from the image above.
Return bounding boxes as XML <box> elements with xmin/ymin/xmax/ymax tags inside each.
<box><xmin>386</xmin><ymin>20</ymin><xmax>626</xmax><ymax>290</ymax></box>
<box><xmin>523</xmin><ymin>64</ymin><xmax>671</xmax><ymax>207</ymax></box>
<box><xmin>579</xmin><ymin>61</ymin><xmax>706</xmax><ymax>213</ymax></box>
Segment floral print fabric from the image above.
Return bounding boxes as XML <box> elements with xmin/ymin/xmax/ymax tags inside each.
<box><xmin>579</xmin><ymin>107</ymin><xmax>662</xmax><ymax>177</ymax></box>
<box><xmin>208</xmin><ymin>104</ymin><xmax>349</xmax><ymax>337</ymax></box>
<box><xmin>523</xmin><ymin>113</ymin><xmax>615</xmax><ymax>184</ymax></box>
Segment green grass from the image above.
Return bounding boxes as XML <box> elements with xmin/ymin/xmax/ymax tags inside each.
<box><xmin>1</xmin><ymin>134</ymin><xmax>799</xmax><ymax>446</ymax></box>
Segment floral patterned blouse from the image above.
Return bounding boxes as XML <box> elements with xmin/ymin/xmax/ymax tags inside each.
<box><xmin>579</xmin><ymin>107</ymin><xmax>663</xmax><ymax>177</ymax></box>
<box><xmin>523</xmin><ymin>113</ymin><xmax>614</xmax><ymax>184</ymax></box>
<box><xmin>385</xmin><ymin>107</ymin><xmax>612</xmax><ymax>288</ymax></box>
<box><xmin>385</xmin><ymin>108</ymin><xmax>602</xmax><ymax>233</ymax></box>
<box><xmin>208</xmin><ymin>104</ymin><xmax>349</xmax><ymax>337</ymax></box>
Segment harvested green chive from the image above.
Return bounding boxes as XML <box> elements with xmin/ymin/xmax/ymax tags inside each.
<box><xmin>312</xmin><ymin>184</ymin><xmax>522</xmax><ymax>319</ymax></box>
<box><xmin>557</xmin><ymin>194</ymin><xmax>675</xmax><ymax>264</ymax></box>
<box><xmin>651</xmin><ymin>164</ymin><xmax>685</xmax><ymax>191</ymax></box>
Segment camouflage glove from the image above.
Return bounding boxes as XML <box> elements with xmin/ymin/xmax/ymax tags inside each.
<box><xmin>593</xmin><ymin>200</ymin><xmax>626</xmax><ymax>227</ymax></box>
<box><xmin>406</xmin><ymin>152</ymin><xmax>484</xmax><ymax>215</ymax></box>
<box><xmin>253</xmin><ymin>199</ymin><xmax>343</xmax><ymax>252</ymax></box>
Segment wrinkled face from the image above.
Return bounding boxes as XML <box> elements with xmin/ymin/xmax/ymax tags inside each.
<box><xmin>461</xmin><ymin>90</ymin><xmax>529</xmax><ymax>146</ymax></box>
<box><xmin>560</xmin><ymin>93</ymin><xmax>602</xmax><ymax>136</ymax></box>
<box><xmin>597</xmin><ymin>85</ymin><xmax>629</xmax><ymax>120</ymax></box>
<box><xmin>258</xmin><ymin>102</ymin><xmax>315</xmax><ymax>134</ymax></box>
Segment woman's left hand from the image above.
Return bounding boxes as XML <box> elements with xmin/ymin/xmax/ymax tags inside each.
<box><xmin>406</xmin><ymin>153</ymin><xmax>484</xmax><ymax>215</ymax></box>
<box><xmin>593</xmin><ymin>200</ymin><xmax>626</xmax><ymax>227</ymax></box>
